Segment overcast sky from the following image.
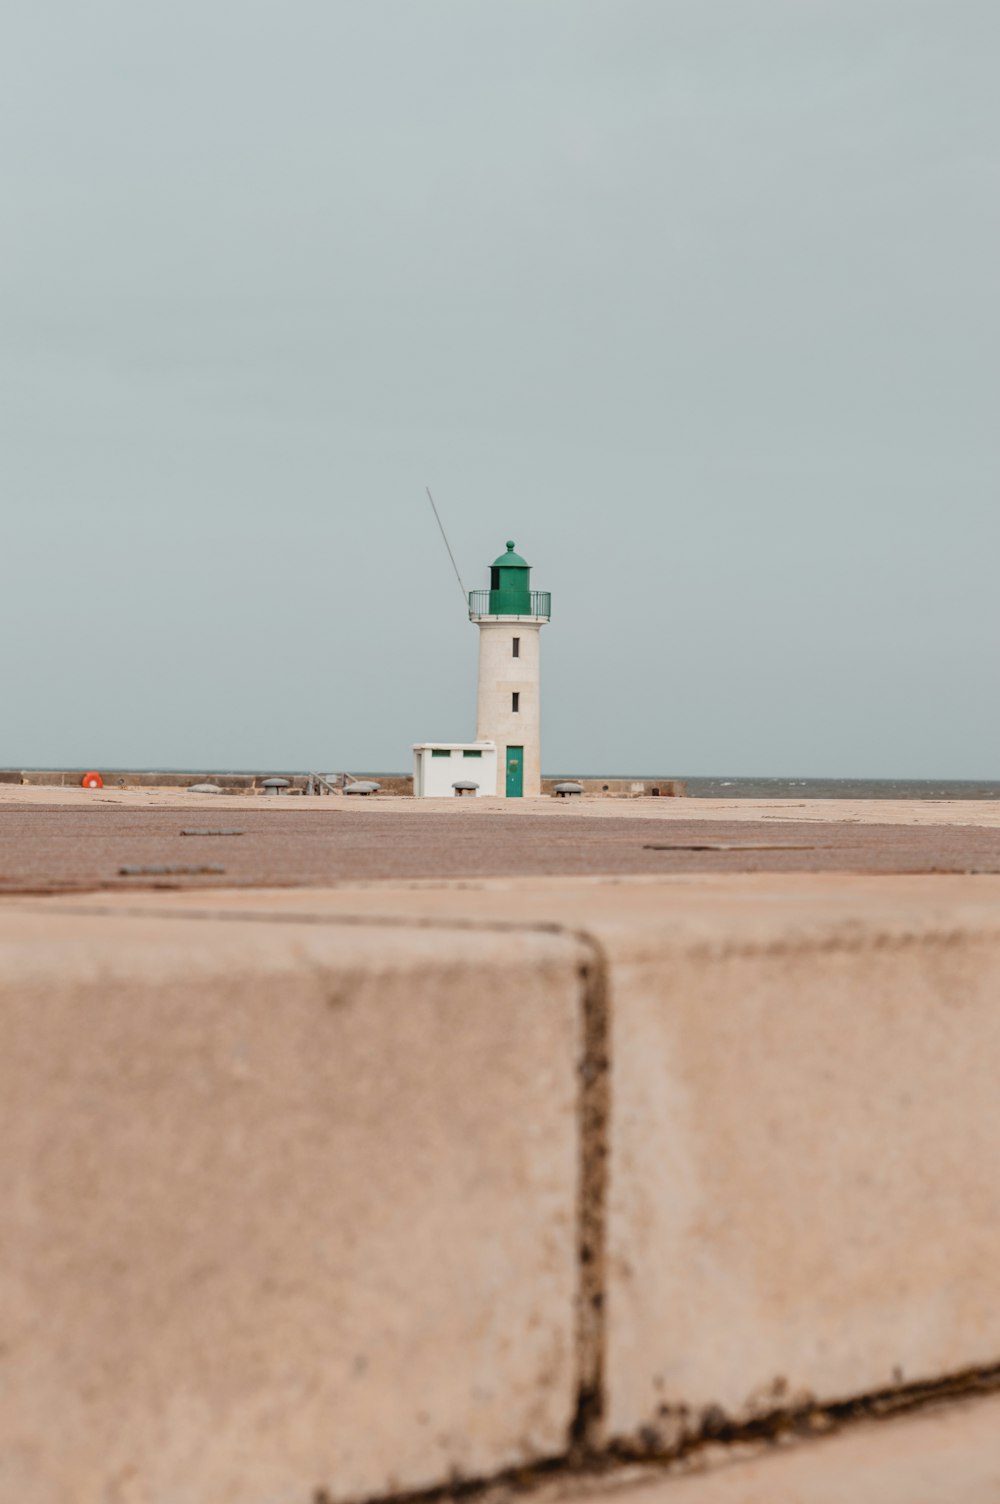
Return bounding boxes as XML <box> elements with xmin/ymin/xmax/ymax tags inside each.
<box><xmin>2</xmin><ymin>1</ymin><xmax>997</xmax><ymax>776</ymax></box>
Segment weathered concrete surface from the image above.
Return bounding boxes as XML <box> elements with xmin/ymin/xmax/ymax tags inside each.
<box><xmin>601</xmin><ymin>905</ymin><xmax>1000</xmax><ymax>1447</ymax></box>
<box><xmin>551</xmin><ymin>1393</ymin><xmax>1000</xmax><ymax>1504</ymax></box>
<box><xmin>0</xmin><ymin>908</ymin><xmax>583</xmax><ymax>1503</ymax></box>
<box><xmin>6</xmin><ymin>874</ymin><xmax>1000</xmax><ymax>1498</ymax></box>
<box><xmin>64</xmin><ymin>875</ymin><xmax>1000</xmax><ymax>1453</ymax></box>
<box><xmin>6</xmin><ymin>804</ymin><xmax>1000</xmax><ymax>894</ymax></box>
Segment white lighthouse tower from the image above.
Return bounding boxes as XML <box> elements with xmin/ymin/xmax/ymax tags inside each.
<box><xmin>468</xmin><ymin>541</ymin><xmax>551</xmax><ymax>797</ymax></box>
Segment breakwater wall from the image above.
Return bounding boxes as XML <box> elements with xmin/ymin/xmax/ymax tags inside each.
<box><xmin>3</xmin><ymin>770</ymin><xmax>686</xmax><ymax>797</ymax></box>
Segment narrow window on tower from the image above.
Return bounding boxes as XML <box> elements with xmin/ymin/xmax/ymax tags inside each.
<box><xmin>512</xmin><ymin>637</ymin><xmax>520</xmax><ymax>658</ymax></box>
<box><xmin>512</xmin><ymin>692</ymin><xmax>520</xmax><ymax>713</ymax></box>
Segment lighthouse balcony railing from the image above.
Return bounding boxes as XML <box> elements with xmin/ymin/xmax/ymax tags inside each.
<box><xmin>468</xmin><ymin>589</ymin><xmax>551</xmax><ymax>620</ymax></box>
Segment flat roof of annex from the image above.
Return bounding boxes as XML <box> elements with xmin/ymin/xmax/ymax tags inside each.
<box><xmin>412</xmin><ymin>742</ymin><xmax>496</xmax><ymax>752</ymax></box>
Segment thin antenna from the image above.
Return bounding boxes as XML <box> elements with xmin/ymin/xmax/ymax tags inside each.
<box><xmin>425</xmin><ymin>486</ymin><xmax>469</xmax><ymax>609</ymax></box>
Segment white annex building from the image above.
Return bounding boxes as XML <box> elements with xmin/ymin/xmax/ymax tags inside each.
<box><xmin>412</xmin><ymin>742</ymin><xmax>498</xmax><ymax>798</ymax></box>
<box><xmin>413</xmin><ymin>541</ymin><xmax>551</xmax><ymax>798</ymax></box>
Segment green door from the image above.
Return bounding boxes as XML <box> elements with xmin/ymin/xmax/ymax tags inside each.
<box><xmin>505</xmin><ymin>746</ymin><xmax>524</xmax><ymax>798</ymax></box>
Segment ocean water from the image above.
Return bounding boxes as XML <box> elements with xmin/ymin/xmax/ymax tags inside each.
<box><xmin>682</xmin><ymin>777</ymin><xmax>1000</xmax><ymax>801</ymax></box>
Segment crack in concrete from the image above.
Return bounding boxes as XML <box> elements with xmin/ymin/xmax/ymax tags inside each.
<box><xmin>318</xmin><ymin>1360</ymin><xmax>1000</xmax><ymax>1504</ymax></box>
<box><xmin>567</xmin><ymin>935</ymin><xmax>610</xmax><ymax>1460</ymax></box>
<box><xmin>603</xmin><ymin>1356</ymin><xmax>1000</xmax><ymax>1469</ymax></box>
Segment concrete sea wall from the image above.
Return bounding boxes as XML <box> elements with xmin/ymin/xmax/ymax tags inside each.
<box><xmin>3</xmin><ymin>874</ymin><xmax>1000</xmax><ymax>1500</ymax></box>
<box><xmin>3</xmin><ymin>769</ymin><xmax>416</xmax><ymax>795</ymax></box>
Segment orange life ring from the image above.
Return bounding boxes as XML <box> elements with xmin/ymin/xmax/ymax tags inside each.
<box><xmin>81</xmin><ymin>771</ymin><xmax>104</xmax><ymax>789</ymax></box>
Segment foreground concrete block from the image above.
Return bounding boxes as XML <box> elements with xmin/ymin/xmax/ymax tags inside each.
<box><xmin>0</xmin><ymin>910</ymin><xmax>583</xmax><ymax>1504</ymax></box>
<box><xmin>602</xmin><ymin>897</ymin><xmax>1000</xmax><ymax>1446</ymax></box>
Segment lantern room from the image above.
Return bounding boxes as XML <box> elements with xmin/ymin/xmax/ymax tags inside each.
<box><xmin>467</xmin><ymin>541</ymin><xmax>551</xmax><ymax>621</ymax></box>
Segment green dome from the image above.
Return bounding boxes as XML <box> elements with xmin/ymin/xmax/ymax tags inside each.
<box><xmin>491</xmin><ymin>540</ymin><xmax>529</xmax><ymax>568</ymax></box>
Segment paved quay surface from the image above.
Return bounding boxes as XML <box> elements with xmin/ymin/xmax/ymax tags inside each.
<box><xmin>4</xmin><ymin>783</ymin><xmax>1000</xmax><ymax>824</ymax></box>
<box><xmin>1</xmin><ymin>793</ymin><xmax>1000</xmax><ymax>892</ymax></box>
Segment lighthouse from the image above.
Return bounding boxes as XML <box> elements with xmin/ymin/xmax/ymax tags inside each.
<box><xmin>468</xmin><ymin>541</ymin><xmax>551</xmax><ymax>797</ymax></box>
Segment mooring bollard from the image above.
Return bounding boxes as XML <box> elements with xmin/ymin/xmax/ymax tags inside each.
<box><xmin>262</xmin><ymin>778</ymin><xmax>291</xmax><ymax>796</ymax></box>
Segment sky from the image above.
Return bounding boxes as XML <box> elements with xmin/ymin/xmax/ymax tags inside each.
<box><xmin>2</xmin><ymin>0</ymin><xmax>997</xmax><ymax>777</ymax></box>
